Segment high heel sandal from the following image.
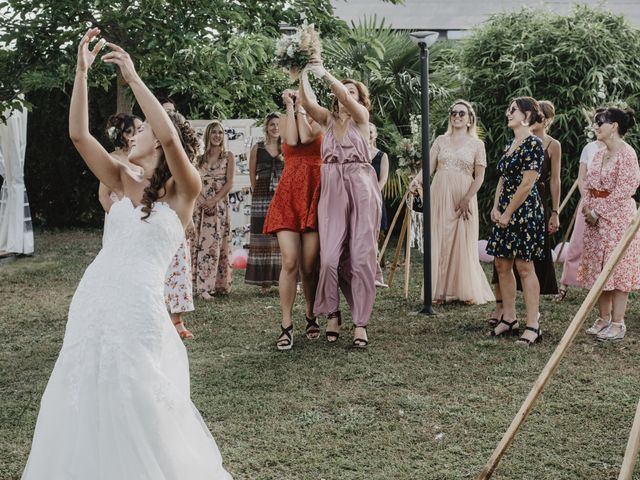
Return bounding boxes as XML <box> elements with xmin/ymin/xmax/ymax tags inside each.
<box><xmin>326</xmin><ymin>311</ymin><xmax>342</xmax><ymax>343</ymax></box>
<box><xmin>305</xmin><ymin>315</ymin><xmax>320</xmax><ymax>340</ymax></box>
<box><xmin>352</xmin><ymin>326</ymin><xmax>369</xmax><ymax>349</ymax></box>
<box><xmin>491</xmin><ymin>319</ymin><xmax>519</xmax><ymax>337</ymax></box>
<box><xmin>276</xmin><ymin>324</ymin><xmax>293</xmax><ymax>351</ymax></box>
<box><xmin>516</xmin><ymin>326</ymin><xmax>542</xmax><ymax>346</ymax></box>
<box><xmin>172</xmin><ymin>320</ymin><xmax>194</xmax><ymax>340</ymax></box>
<box><xmin>487</xmin><ymin>299</ymin><xmax>503</xmax><ymax>327</ymax></box>
<box><xmin>554</xmin><ymin>287</ymin><xmax>568</xmax><ymax>302</ymax></box>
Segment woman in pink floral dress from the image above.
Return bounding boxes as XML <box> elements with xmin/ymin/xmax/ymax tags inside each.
<box><xmin>190</xmin><ymin>120</ymin><xmax>234</xmax><ymax>299</ymax></box>
<box><xmin>577</xmin><ymin>107</ymin><xmax>640</xmax><ymax>342</ymax></box>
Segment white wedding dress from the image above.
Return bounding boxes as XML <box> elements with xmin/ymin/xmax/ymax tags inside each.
<box><xmin>22</xmin><ymin>197</ymin><xmax>232</xmax><ymax>480</ymax></box>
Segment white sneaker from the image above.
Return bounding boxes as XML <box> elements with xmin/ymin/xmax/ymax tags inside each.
<box><xmin>596</xmin><ymin>322</ymin><xmax>626</xmax><ymax>342</ymax></box>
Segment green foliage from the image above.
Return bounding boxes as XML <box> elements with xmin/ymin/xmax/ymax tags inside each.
<box><xmin>460</xmin><ymin>6</ymin><xmax>640</xmax><ymax>235</ymax></box>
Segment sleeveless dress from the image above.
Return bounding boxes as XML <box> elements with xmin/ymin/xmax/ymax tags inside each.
<box><xmin>428</xmin><ymin>135</ymin><xmax>494</xmax><ymax>304</ymax></box>
<box><xmin>104</xmin><ymin>192</ymin><xmax>194</xmax><ymax>314</ymax></box>
<box><xmin>263</xmin><ymin>137</ymin><xmax>323</xmax><ymax>233</ymax></box>
<box><xmin>190</xmin><ymin>158</ymin><xmax>233</xmax><ymax>296</ymax></box>
<box><xmin>21</xmin><ymin>198</ymin><xmax>232</xmax><ymax>480</ymax></box>
<box><xmin>245</xmin><ymin>143</ymin><xmax>283</xmax><ymax>285</ymax></box>
<box><xmin>487</xmin><ymin>136</ymin><xmax>545</xmax><ymax>261</ymax></box>
<box><xmin>313</xmin><ymin>119</ymin><xmax>381</xmax><ymax>327</ymax></box>
<box><xmin>370</xmin><ymin>149</ymin><xmax>389</xmax><ymax>230</ymax></box>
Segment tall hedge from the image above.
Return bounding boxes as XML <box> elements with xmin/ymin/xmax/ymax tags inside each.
<box><xmin>460</xmin><ymin>6</ymin><xmax>640</xmax><ymax>235</ymax></box>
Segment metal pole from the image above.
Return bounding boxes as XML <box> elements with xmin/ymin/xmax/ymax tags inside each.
<box><xmin>419</xmin><ymin>42</ymin><xmax>434</xmax><ymax>315</ymax></box>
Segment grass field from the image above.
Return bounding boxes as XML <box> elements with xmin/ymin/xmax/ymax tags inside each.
<box><xmin>1</xmin><ymin>230</ymin><xmax>639</xmax><ymax>480</ymax></box>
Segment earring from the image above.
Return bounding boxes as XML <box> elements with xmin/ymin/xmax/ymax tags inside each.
<box><xmin>466</xmin><ymin>123</ymin><xmax>471</xmax><ymax>127</ymax></box>
<box><xmin>520</xmin><ymin>121</ymin><xmax>529</xmax><ymax>127</ymax></box>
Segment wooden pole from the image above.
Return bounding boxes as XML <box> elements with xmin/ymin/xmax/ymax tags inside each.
<box><xmin>379</xmin><ymin>189</ymin><xmax>410</xmax><ymax>262</ymax></box>
<box><xmin>476</xmin><ymin>208</ymin><xmax>640</xmax><ymax>480</ymax></box>
<box><xmin>554</xmin><ymin>202</ymin><xmax>579</xmax><ymax>263</ymax></box>
<box><xmin>387</xmin><ymin>208</ymin><xmax>409</xmax><ymax>287</ymax></box>
<box><xmin>618</xmin><ymin>397</ymin><xmax>640</xmax><ymax>480</ymax></box>
<box><xmin>558</xmin><ymin>178</ymin><xmax>579</xmax><ymax>215</ymax></box>
<box><xmin>404</xmin><ymin>206</ymin><xmax>412</xmax><ymax>299</ymax></box>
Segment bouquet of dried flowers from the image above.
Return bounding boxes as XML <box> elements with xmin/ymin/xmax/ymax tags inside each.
<box><xmin>275</xmin><ymin>22</ymin><xmax>321</xmax><ymax>81</ymax></box>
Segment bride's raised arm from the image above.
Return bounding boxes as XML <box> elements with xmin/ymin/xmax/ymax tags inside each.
<box><xmin>102</xmin><ymin>42</ymin><xmax>201</xmax><ymax>202</ymax></box>
<box><xmin>69</xmin><ymin>28</ymin><xmax>122</xmax><ymax>192</ymax></box>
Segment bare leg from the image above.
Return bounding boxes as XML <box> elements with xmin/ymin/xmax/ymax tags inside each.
<box><xmin>489</xmin><ymin>282</ymin><xmax>504</xmax><ymax>322</ymax></box>
<box><xmin>494</xmin><ymin>257</ymin><xmax>517</xmax><ymax>335</ymax></box>
<box><xmin>171</xmin><ymin>312</ymin><xmax>193</xmax><ymax>339</ymax></box>
<box><xmin>598</xmin><ymin>290</ymin><xmax>613</xmax><ymax>321</ymax></box>
<box><xmin>515</xmin><ymin>259</ymin><xmax>541</xmax><ymax>343</ymax></box>
<box><xmin>276</xmin><ymin>231</ymin><xmax>302</xmax><ymax>329</ymax></box>
<box><xmin>300</xmin><ymin>231</ymin><xmax>320</xmax><ymax>319</ymax></box>
<box><xmin>611</xmin><ymin>290</ymin><xmax>630</xmax><ymax>334</ymax></box>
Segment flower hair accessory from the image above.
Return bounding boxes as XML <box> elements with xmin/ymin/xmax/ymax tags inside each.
<box><xmin>107</xmin><ymin>126</ymin><xmax>119</xmax><ymax>145</ymax></box>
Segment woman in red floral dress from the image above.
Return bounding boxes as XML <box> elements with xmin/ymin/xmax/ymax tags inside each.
<box><xmin>577</xmin><ymin>107</ymin><xmax>640</xmax><ymax>342</ymax></box>
<box><xmin>263</xmin><ymin>88</ymin><xmax>324</xmax><ymax>350</ymax></box>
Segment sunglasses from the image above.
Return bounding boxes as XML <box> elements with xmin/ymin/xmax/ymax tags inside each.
<box><xmin>449</xmin><ymin>110</ymin><xmax>467</xmax><ymax>118</ymax></box>
<box><xmin>593</xmin><ymin>119</ymin><xmax>611</xmax><ymax>127</ymax></box>
<box><xmin>506</xmin><ymin>106</ymin><xmax>520</xmax><ymax>115</ymax></box>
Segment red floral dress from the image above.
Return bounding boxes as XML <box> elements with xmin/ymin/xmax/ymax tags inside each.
<box><xmin>263</xmin><ymin>137</ymin><xmax>323</xmax><ymax>233</ymax></box>
<box><xmin>577</xmin><ymin>144</ymin><xmax>640</xmax><ymax>292</ymax></box>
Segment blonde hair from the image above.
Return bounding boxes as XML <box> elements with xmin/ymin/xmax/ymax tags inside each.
<box><xmin>446</xmin><ymin>99</ymin><xmax>478</xmax><ymax>138</ymax></box>
<box><xmin>197</xmin><ymin>120</ymin><xmax>228</xmax><ymax>168</ymax></box>
<box><xmin>539</xmin><ymin>100</ymin><xmax>556</xmax><ymax>127</ymax></box>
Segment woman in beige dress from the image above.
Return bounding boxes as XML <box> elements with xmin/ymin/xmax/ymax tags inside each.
<box><xmin>410</xmin><ymin>99</ymin><xmax>494</xmax><ymax>304</ymax></box>
<box><xmin>190</xmin><ymin>120</ymin><xmax>234</xmax><ymax>299</ymax></box>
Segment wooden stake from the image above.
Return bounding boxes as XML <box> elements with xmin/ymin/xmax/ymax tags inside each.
<box><xmin>554</xmin><ymin>202</ymin><xmax>579</xmax><ymax>263</ymax></box>
<box><xmin>404</xmin><ymin>207</ymin><xmax>412</xmax><ymax>299</ymax></box>
<box><xmin>387</xmin><ymin>207</ymin><xmax>409</xmax><ymax>288</ymax></box>
<box><xmin>476</xmin><ymin>208</ymin><xmax>640</xmax><ymax>480</ymax></box>
<box><xmin>618</xmin><ymin>397</ymin><xmax>640</xmax><ymax>480</ymax></box>
<box><xmin>558</xmin><ymin>178</ymin><xmax>579</xmax><ymax>215</ymax></box>
<box><xmin>379</xmin><ymin>190</ymin><xmax>410</xmax><ymax>262</ymax></box>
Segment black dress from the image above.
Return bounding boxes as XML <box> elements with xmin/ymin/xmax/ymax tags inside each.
<box><xmin>371</xmin><ymin>150</ymin><xmax>388</xmax><ymax>230</ymax></box>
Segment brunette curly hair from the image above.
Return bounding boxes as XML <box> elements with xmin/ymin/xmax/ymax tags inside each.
<box><xmin>105</xmin><ymin>113</ymin><xmax>140</xmax><ymax>150</ymax></box>
<box><xmin>140</xmin><ymin>111</ymin><xmax>200</xmax><ymax>220</ymax></box>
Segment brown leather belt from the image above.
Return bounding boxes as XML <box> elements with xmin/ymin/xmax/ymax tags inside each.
<box><xmin>589</xmin><ymin>188</ymin><xmax>610</xmax><ymax>198</ymax></box>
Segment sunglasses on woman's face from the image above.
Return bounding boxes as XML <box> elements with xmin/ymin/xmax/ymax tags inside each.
<box><xmin>506</xmin><ymin>106</ymin><xmax>519</xmax><ymax>115</ymax></box>
<box><xmin>449</xmin><ymin>110</ymin><xmax>467</xmax><ymax>118</ymax></box>
<box><xmin>593</xmin><ymin>119</ymin><xmax>610</xmax><ymax>127</ymax></box>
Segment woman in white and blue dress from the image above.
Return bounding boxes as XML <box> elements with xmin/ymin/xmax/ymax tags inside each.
<box><xmin>21</xmin><ymin>28</ymin><xmax>232</xmax><ymax>479</ymax></box>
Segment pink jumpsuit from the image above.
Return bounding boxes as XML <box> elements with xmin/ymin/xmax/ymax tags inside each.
<box><xmin>313</xmin><ymin>118</ymin><xmax>382</xmax><ymax>326</ymax></box>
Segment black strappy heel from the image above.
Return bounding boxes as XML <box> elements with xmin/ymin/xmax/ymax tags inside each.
<box><xmin>352</xmin><ymin>326</ymin><xmax>369</xmax><ymax>349</ymax></box>
<box><xmin>326</xmin><ymin>311</ymin><xmax>342</xmax><ymax>343</ymax></box>
<box><xmin>305</xmin><ymin>315</ymin><xmax>320</xmax><ymax>340</ymax></box>
<box><xmin>516</xmin><ymin>326</ymin><xmax>542</xmax><ymax>346</ymax></box>
<box><xmin>276</xmin><ymin>324</ymin><xmax>293</xmax><ymax>351</ymax></box>
<box><xmin>487</xmin><ymin>299</ymin><xmax>503</xmax><ymax>327</ymax></box>
<box><xmin>491</xmin><ymin>319</ymin><xmax>519</xmax><ymax>337</ymax></box>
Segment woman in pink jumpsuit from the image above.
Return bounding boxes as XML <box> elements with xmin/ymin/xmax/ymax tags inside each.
<box><xmin>300</xmin><ymin>64</ymin><xmax>381</xmax><ymax>348</ymax></box>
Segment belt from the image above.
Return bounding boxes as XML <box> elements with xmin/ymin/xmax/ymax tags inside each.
<box><xmin>589</xmin><ymin>189</ymin><xmax>610</xmax><ymax>198</ymax></box>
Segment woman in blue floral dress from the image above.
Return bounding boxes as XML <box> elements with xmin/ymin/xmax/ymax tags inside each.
<box><xmin>487</xmin><ymin>97</ymin><xmax>545</xmax><ymax>345</ymax></box>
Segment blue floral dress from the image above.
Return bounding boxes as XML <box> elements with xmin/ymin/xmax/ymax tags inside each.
<box><xmin>487</xmin><ymin>135</ymin><xmax>545</xmax><ymax>261</ymax></box>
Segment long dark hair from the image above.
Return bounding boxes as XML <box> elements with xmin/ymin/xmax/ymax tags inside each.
<box><xmin>105</xmin><ymin>113</ymin><xmax>140</xmax><ymax>150</ymax></box>
<box><xmin>140</xmin><ymin>111</ymin><xmax>199</xmax><ymax>220</ymax></box>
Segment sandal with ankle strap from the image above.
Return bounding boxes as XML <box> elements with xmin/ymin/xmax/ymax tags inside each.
<box><xmin>352</xmin><ymin>326</ymin><xmax>369</xmax><ymax>349</ymax></box>
<box><xmin>491</xmin><ymin>319</ymin><xmax>519</xmax><ymax>337</ymax></box>
<box><xmin>276</xmin><ymin>324</ymin><xmax>293</xmax><ymax>351</ymax></box>
<box><xmin>554</xmin><ymin>287</ymin><xmax>568</xmax><ymax>303</ymax></box>
<box><xmin>326</xmin><ymin>311</ymin><xmax>342</xmax><ymax>343</ymax></box>
<box><xmin>516</xmin><ymin>326</ymin><xmax>542</xmax><ymax>346</ymax></box>
<box><xmin>172</xmin><ymin>320</ymin><xmax>194</xmax><ymax>340</ymax></box>
<box><xmin>305</xmin><ymin>315</ymin><xmax>320</xmax><ymax>340</ymax></box>
<box><xmin>487</xmin><ymin>300</ymin><xmax>503</xmax><ymax>327</ymax></box>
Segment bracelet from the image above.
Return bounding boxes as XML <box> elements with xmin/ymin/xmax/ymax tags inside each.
<box><xmin>551</xmin><ymin>209</ymin><xmax>558</xmax><ymax>215</ymax></box>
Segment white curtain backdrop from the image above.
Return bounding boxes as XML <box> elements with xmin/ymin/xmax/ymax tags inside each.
<box><xmin>0</xmin><ymin>106</ymin><xmax>33</xmax><ymax>255</ymax></box>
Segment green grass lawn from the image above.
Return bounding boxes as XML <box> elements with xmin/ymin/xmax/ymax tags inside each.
<box><xmin>1</xmin><ymin>230</ymin><xmax>639</xmax><ymax>479</ymax></box>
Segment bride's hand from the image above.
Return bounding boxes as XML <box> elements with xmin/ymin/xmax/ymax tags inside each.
<box><xmin>76</xmin><ymin>27</ymin><xmax>106</xmax><ymax>72</ymax></box>
<box><xmin>102</xmin><ymin>43</ymin><xmax>140</xmax><ymax>84</ymax></box>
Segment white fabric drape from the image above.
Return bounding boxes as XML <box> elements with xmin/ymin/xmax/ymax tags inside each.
<box><xmin>0</xmin><ymin>107</ymin><xmax>33</xmax><ymax>255</ymax></box>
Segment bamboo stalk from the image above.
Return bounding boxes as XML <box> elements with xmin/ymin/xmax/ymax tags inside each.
<box><xmin>618</xmin><ymin>397</ymin><xmax>640</xmax><ymax>480</ymax></box>
<box><xmin>387</xmin><ymin>208</ymin><xmax>409</xmax><ymax>288</ymax></box>
<box><xmin>554</xmin><ymin>201</ymin><xmax>579</xmax><ymax>263</ymax></box>
<box><xmin>379</xmin><ymin>189</ymin><xmax>410</xmax><ymax>262</ymax></box>
<box><xmin>476</xmin><ymin>208</ymin><xmax>640</xmax><ymax>480</ymax></box>
<box><xmin>558</xmin><ymin>178</ymin><xmax>579</xmax><ymax>215</ymax></box>
<box><xmin>404</xmin><ymin>207</ymin><xmax>412</xmax><ymax>299</ymax></box>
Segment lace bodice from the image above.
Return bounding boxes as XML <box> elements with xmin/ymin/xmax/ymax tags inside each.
<box><xmin>432</xmin><ymin>135</ymin><xmax>486</xmax><ymax>176</ymax></box>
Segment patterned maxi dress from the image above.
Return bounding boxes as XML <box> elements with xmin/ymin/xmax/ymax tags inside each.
<box><xmin>245</xmin><ymin>143</ymin><xmax>284</xmax><ymax>286</ymax></box>
<box><xmin>577</xmin><ymin>144</ymin><xmax>640</xmax><ymax>292</ymax></box>
<box><xmin>190</xmin><ymin>158</ymin><xmax>233</xmax><ymax>296</ymax></box>
<box><xmin>487</xmin><ymin>136</ymin><xmax>545</xmax><ymax>261</ymax></box>
<box><xmin>429</xmin><ymin>134</ymin><xmax>494</xmax><ymax>304</ymax></box>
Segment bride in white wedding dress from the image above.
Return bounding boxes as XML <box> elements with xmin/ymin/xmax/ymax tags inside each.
<box><xmin>21</xmin><ymin>28</ymin><xmax>232</xmax><ymax>480</ymax></box>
